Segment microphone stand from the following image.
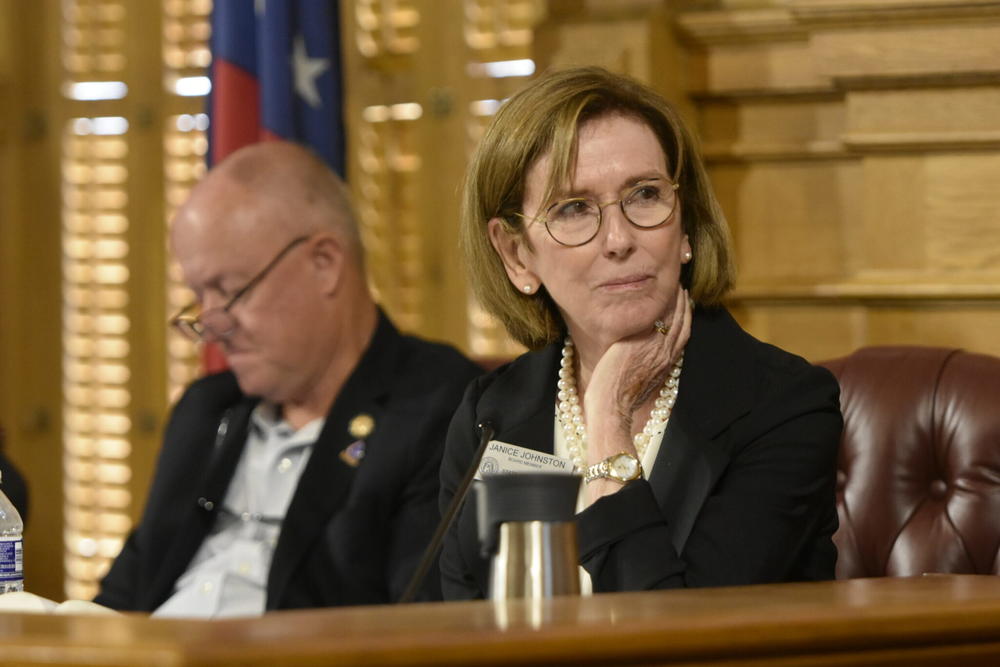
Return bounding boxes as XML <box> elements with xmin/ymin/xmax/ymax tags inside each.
<box><xmin>398</xmin><ymin>420</ymin><xmax>495</xmax><ymax>604</ymax></box>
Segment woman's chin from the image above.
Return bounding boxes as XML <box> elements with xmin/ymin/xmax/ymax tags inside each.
<box><xmin>572</xmin><ymin>316</ymin><xmax>658</xmax><ymax>348</ymax></box>
<box><xmin>562</xmin><ymin>295</ymin><xmax>674</xmax><ymax>346</ymax></box>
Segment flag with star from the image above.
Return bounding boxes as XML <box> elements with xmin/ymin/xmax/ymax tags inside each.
<box><xmin>208</xmin><ymin>0</ymin><xmax>345</xmax><ymax>174</ymax></box>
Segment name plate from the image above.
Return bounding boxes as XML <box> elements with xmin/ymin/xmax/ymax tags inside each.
<box><xmin>475</xmin><ymin>440</ymin><xmax>576</xmax><ymax>479</ymax></box>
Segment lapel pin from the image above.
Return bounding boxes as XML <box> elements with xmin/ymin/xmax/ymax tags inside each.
<box><xmin>349</xmin><ymin>413</ymin><xmax>375</xmax><ymax>439</ymax></box>
<box><xmin>341</xmin><ymin>414</ymin><xmax>374</xmax><ymax>467</ymax></box>
<box><xmin>340</xmin><ymin>439</ymin><xmax>366</xmax><ymax>467</ymax></box>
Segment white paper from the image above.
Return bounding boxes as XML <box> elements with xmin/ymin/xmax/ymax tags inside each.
<box><xmin>0</xmin><ymin>591</ymin><xmax>118</xmax><ymax>615</ymax></box>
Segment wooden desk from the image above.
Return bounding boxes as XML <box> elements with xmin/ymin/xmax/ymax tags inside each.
<box><xmin>2</xmin><ymin>575</ymin><xmax>1000</xmax><ymax>666</ymax></box>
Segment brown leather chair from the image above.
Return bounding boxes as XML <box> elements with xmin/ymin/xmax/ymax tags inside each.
<box><xmin>819</xmin><ymin>346</ymin><xmax>1000</xmax><ymax>579</ymax></box>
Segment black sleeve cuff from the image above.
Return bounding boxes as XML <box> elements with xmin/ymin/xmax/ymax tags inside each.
<box><xmin>577</xmin><ymin>479</ymin><xmax>666</xmax><ymax>560</ymax></box>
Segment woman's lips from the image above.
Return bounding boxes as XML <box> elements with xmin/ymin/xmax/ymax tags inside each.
<box><xmin>598</xmin><ymin>274</ymin><xmax>653</xmax><ymax>291</ymax></box>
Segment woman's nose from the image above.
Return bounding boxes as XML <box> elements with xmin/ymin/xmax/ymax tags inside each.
<box><xmin>600</xmin><ymin>204</ymin><xmax>636</xmax><ymax>258</ymax></box>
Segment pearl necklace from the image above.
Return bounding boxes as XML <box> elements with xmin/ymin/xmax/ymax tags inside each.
<box><xmin>557</xmin><ymin>337</ymin><xmax>684</xmax><ymax>474</ymax></box>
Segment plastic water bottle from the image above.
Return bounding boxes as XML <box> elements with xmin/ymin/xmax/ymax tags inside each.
<box><xmin>0</xmin><ymin>469</ymin><xmax>24</xmax><ymax>594</ymax></box>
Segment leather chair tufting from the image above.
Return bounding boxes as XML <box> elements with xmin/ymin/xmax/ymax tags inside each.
<box><xmin>819</xmin><ymin>346</ymin><xmax>1000</xmax><ymax>579</ymax></box>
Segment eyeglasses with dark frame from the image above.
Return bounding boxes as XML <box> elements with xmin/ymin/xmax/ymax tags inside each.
<box><xmin>517</xmin><ymin>178</ymin><xmax>680</xmax><ymax>247</ymax></box>
<box><xmin>169</xmin><ymin>235</ymin><xmax>311</xmax><ymax>342</ymax></box>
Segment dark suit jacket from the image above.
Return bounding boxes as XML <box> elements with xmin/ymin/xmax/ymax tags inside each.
<box><xmin>440</xmin><ymin>307</ymin><xmax>841</xmax><ymax>598</ymax></box>
<box><xmin>96</xmin><ymin>311</ymin><xmax>481</xmax><ymax>611</ymax></box>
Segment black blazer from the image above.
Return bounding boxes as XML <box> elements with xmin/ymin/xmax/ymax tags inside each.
<box><xmin>440</xmin><ymin>307</ymin><xmax>842</xmax><ymax>598</ymax></box>
<box><xmin>96</xmin><ymin>311</ymin><xmax>481</xmax><ymax>611</ymax></box>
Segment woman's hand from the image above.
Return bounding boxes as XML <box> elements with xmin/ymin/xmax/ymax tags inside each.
<box><xmin>581</xmin><ymin>286</ymin><xmax>692</xmax><ymax>500</ymax></box>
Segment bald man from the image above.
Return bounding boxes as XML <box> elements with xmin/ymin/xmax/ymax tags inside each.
<box><xmin>95</xmin><ymin>142</ymin><xmax>480</xmax><ymax>617</ymax></box>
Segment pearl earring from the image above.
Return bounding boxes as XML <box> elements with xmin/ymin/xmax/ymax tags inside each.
<box><xmin>684</xmin><ymin>250</ymin><xmax>692</xmax><ymax>261</ymax></box>
<box><xmin>522</xmin><ymin>284</ymin><xmax>534</xmax><ymax>294</ymax></box>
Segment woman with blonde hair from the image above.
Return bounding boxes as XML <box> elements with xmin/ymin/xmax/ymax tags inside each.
<box><xmin>441</xmin><ymin>67</ymin><xmax>841</xmax><ymax>597</ymax></box>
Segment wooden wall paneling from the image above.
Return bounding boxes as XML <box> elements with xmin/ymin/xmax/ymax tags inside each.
<box><xmin>120</xmin><ymin>0</ymin><xmax>166</xmax><ymax>586</ymax></box>
<box><xmin>844</xmin><ymin>87</ymin><xmax>1000</xmax><ymax>151</ymax></box>
<box><xmin>845</xmin><ymin>87</ymin><xmax>1000</xmax><ymax>278</ymax></box>
<box><xmin>0</xmin><ymin>0</ymin><xmax>15</xmax><ymax>497</ymax></box>
<box><xmin>342</xmin><ymin>0</ymin><xmax>475</xmax><ymax>348</ymax></box>
<box><xmin>728</xmin><ymin>299</ymin><xmax>1000</xmax><ymax>362</ymax></box>
<box><xmin>676</xmin><ymin>8</ymin><xmax>826</xmax><ymax>95</ymax></box>
<box><xmin>811</xmin><ymin>22</ymin><xmax>1000</xmax><ymax>85</ymax></box>
<box><xmin>857</xmin><ymin>154</ymin><xmax>928</xmax><ymax>276</ymax></box>
<box><xmin>789</xmin><ymin>0</ymin><xmax>1000</xmax><ymax>21</ymax></box>
<box><xmin>535</xmin><ymin>1</ymin><xmax>700</xmax><ymax>123</ymax></box>
<box><xmin>699</xmin><ymin>94</ymin><xmax>847</xmax><ymax>161</ymax></box>
<box><xmin>58</xmin><ymin>0</ymin><xmax>157</xmax><ymax>600</ymax></box>
<box><xmin>799</xmin><ymin>2</ymin><xmax>1000</xmax><ymax>294</ymax></box>
<box><xmin>0</xmin><ymin>0</ymin><xmax>66</xmax><ymax>600</ymax></box>
<box><xmin>424</xmin><ymin>0</ymin><xmax>549</xmax><ymax>351</ymax></box>
<box><xmin>817</xmin><ymin>6</ymin><xmax>1000</xmax><ymax>340</ymax></box>
<box><xmin>712</xmin><ymin>160</ymin><xmax>859</xmax><ymax>284</ymax></box>
<box><xmin>856</xmin><ymin>153</ymin><xmax>1000</xmax><ymax>278</ymax></box>
<box><xmin>925</xmin><ymin>154</ymin><xmax>1000</xmax><ymax>273</ymax></box>
<box><xmin>537</xmin><ymin>1</ymin><xmax>663</xmax><ymax>78</ymax></box>
<box><xmin>410</xmin><ymin>1</ymin><xmax>468</xmax><ymax>349</ymax></box>
<box><xmin>728</xmin><ymin>303</ymin><xmax>869</xmax><ymax>361</ymax></box>
<box><xmin>677</xmin><ymin>0</ymin><xmax>1000</xmax><ymax>360</ymax></box>
<box><xmin>866</xmin><ymin>304</ymin><xmax>1000</xmax><ymax>353</ymax></box>
<box><xmin>678</xmin><ymin>4</ymin><xmax>856</xmax><ymax>361</ymax></box>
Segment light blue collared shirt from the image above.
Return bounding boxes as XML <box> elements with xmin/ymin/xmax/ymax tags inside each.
<box><xmin>153</xmin><ymin>403</ymin><xmax>322</xmax><ymax>618</ymax></box>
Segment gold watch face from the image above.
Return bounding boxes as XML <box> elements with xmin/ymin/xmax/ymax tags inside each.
<box><xmin>609</xmin><ymin>453</ymin><xmax>640</xmax><ymax>481</ymax></box>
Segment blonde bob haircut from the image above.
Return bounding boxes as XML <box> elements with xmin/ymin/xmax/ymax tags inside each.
<box><xmin>461</xmin><ymin>66</ymin><xmax>736</xmax><ymax>350</ymax></box>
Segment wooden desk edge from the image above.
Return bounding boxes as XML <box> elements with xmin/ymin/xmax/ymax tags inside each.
<box><xmin>2</xmin><ymin>575</ymin><xmax>1000</xmax><ymax>666</ymax></box>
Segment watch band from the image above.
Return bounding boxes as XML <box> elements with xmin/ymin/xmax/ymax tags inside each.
<box><xmin>584</xmin><ymin>459</ymin><xmax>611</xmax><ymax>484</ymax></box>
<box><xmin>584</xmin><ymin>452</ymin><xmax>642</xmax><ymax>484</ymax></box>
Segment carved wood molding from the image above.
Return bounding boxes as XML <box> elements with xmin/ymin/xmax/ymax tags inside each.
<box><xmin>689</xmin><ymin>87</ymin><xmax>840</xmax><ymax>101</ymax></box>
<box><xmin>679</xmin><ymin>5</ymin><xmax>1000</xmax><ymax>99</ymax></box>
<box><xmin>676</xmin><ymin>8</ymin><xmax>805</xmax><ymax>45</ymax></box>
<box><xmin>842</xmin><ymin>129</ymin><xmax>1000</xmax><ymax>152</ymax></box>
<box><xmin>731</xmin><ymin>281</ymin><xmax>1000</xmax><ymax>303</ymax></box>
<box><xmin>678</xmin><ymin>1</ymin><xmax>1000</xmax><ymax>45</ymax></box>
<box><xmin>702</xmin><ymin>140</ymin><xmax>849</xmax><ymax>163</ymax></box>
<box><xmin>789</xmin><ymin>0</ymin><xmax>1000</xmax><ymax>25</ymax></box>
<box><xmin>831</xmin><ymin>71</ymin><xmax>1000</xmax><ymax>91</ymax></box>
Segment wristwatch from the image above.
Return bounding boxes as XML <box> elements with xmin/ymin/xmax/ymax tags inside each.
<box><xmin>584</xmin><ymin>452</ymin><xmax>643</xmax><ymax>484</ymax></box>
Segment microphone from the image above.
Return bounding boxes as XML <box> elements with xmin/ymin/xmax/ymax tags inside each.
<box><xmin>398</xmin><ymin>419</ymin><xmax>496</xmax><ymax>604</ymax></box>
